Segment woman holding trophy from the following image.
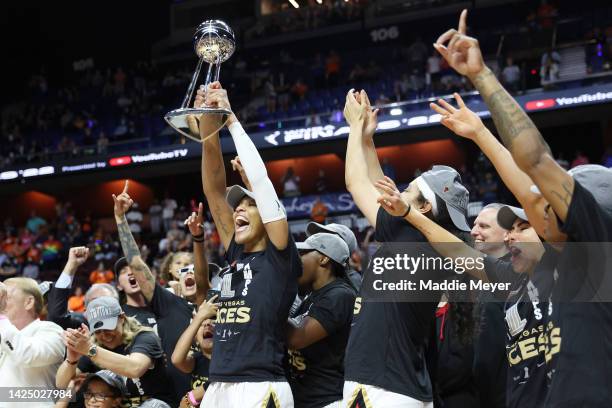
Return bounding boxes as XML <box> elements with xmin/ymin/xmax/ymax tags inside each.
<box><xmin>195</xmin><ymin>80</ymin><xmax>302</xmax><ymax>408</ymax></box>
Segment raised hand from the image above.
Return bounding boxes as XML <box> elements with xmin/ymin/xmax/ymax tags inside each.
<box><xmin>430</xmin><ymin>93</ymin><xmax>486</xmax><ymax>140</ymax></box>
<box><xmin>67</xmin><ymin>246</ymin><xmax>90</xmax><ymax>269</ymax></box>
<box><xmin>112</xmin><ymin>180</ymin><xmax>133</xmax><ymax>218</ymax></box>
<box><xmin>433</xmin><ymin>9</ymin><xmax>485</xmax><ymax>79</ymax></box>
<box><xmin>375</xmin><ymin>176</ymin><xmax>410</xmax><ymax>217</ymax></box>
<box><xmin>195</xmin><ymin>294</ymin><xmax>219</xmax><ymax>322</ymax></box>
<box><xmin>64</xmin><ymin>324</ymin><xmax>92</xmax><ymax>356</ymax></box>
<box><xmin>343</xmin><ymin>89</ymin><xmax>367</xmax><ymax>127</ymax></box>
<box><xmin>230</xmin><ymin>156</ymin><xmax>252</xmax><ymax>191</ymax></box>
<box><xmin>184</xmin><ymin>202</ymin><xmax>205</xmax><ymax>237</ymax></box>
<box><xmin>359</xmin><ymin>90</ymin><xmax>380</xmax><ymax>138</ymax></box>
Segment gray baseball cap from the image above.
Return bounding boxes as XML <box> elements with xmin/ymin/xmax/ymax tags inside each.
<box><xmin>497</xmin><ymin>205</ymin><xmax>528</xmax><ymax>230</ymax></box>
<box><xmin>139</xmin><ymin>399</ymin><xmax>171</xmax><ymax>408</ymax></box>
<box><xmin>530</xmin><ymin>164</ymin><xmax>612</xmax><ymax>215</ymax></box>
<box><xmin>226</xmin><ymin>185</ymin><xmax>256</xmax><ymax>210</ymax></box>
<box><xmin>85</xmin><ymin>296</ymin><xmax>123</xmax><ymax>332</ymax></box>
<box><xmin>421</xmin><ymin>165</ymin><xmax>471</xmax><ymax>232</ymax></box>
<box><xmin>82</xmin><ymin>370</ymin><xmax>127</xmax><ymax>397</ymax></box>
<box><xmin>296</xmin><ymin>233</ymin><xmax>350</xmax><ymax>265</ymax></box>
<box><xmin>307</xmin><ymin>222</ymin><xmax>358</xmax><ymax>253</ymax></box>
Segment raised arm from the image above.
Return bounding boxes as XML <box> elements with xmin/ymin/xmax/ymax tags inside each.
<box><xmin>48</xmin><ymin>247</ymin><xmax>89</xmax><ymax>329</ymax></box>
<box><xmin>359</xmin><ymin>91</ymin><xmax>385</xmax><ymax>188</ymax></box>
<box><xmin>344</xmin><ymin>90</ymin><xmax>381</xmax><ymax>227</ymax></box>
<box><xmin>195</xmin><ymin>83</ymin><xmax>235</xmax><ymax>250</ymax></box>
<box><xmin>206</xmin><ymin>85</ymin><xmax>289</xmax><ymax>250</ymax></box>
<box><xmin>375</xmin><ymin>176</ymin><xmax>489</xmax><ymax>282</ymax></box>
<box><xmin>171</xmin><ymin>296</ymin><xmax>218</xmax><ymax>373</ymax></box>
<box><xmin>185</xmin><ymin>203</ymin><xmax>210</xmax><ymax>305</ymax></box>
<box><xmin>113</xmin><ymin>181</ymin><xmax>155</xmax><ymax>302</ymax></box>
<box><xmin>434</xmin><ymin>10</ymin><xmax>574</xmax><ymax>221</ymax></box>
<box><xmin>430</xmin><ymin>94</ymin><xmax>547</xmax><ymax>237</ymax></box>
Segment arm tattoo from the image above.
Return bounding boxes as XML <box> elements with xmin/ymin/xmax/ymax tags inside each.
<box><xmin>474</xmin><ymin>70</ymin><xmax>550</xmax><ymax>154</ymax></box>
<box><xmin>550</xmin><ymin>180</ymin><xmax>573</xmax><ymax>209</ymax></box>
<box><xmin>117</xmin><ymin>220</ymin><xmax>140</xmax><ymax>263</ymax></box>
<box><xmin>117</xmin><ymin>219</ymin><xmax>155</xmax><ymax>287</ymax></box>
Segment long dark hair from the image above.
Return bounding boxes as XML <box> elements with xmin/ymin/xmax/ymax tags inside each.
<box><xmin>432</xmin><ymin>194</ymin><xmax>478</xmax><ymax>344</ymax></box>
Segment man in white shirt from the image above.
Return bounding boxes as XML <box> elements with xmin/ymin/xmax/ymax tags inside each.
<box><xmin>0</xmin><ymin>278</ymin><xmax>64</xmax><ymax>407</ymax></box>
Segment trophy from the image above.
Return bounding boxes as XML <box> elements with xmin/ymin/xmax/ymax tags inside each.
<box><xmin>164</xmin><ymin>20</ymin><xmax>236</xmax><ymax>142</ymax></box>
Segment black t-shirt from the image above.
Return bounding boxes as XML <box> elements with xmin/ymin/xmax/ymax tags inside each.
<box><xmin>209</xmin><ymin>234</ymin><xmax>302</xmax><ymax>382</ymax></box>
<box><xmin>150</xmin><ymin>283</ymin><xmax>195</xmax><ymax>398</ymax></box>
<box><xmin>485</xmin><ymin>249</ymin><xmax>556</xmax><ymax>408</ymax></box>
<box><xmin>288</xmin><ymin>279</ymin><xmax>356</xmax><ymax>408</ymax></box>
<box><xmin>344</xmin><ymin>208</ymin><xmax>449</xmax><ymax>401</ymax></box>
<box><xmin>544</xmin><ymin>181</ymin><xmax>612</xmax><ymax>407</ymax></box>
<box><xmin>190</xmin><ymin>349</ymin><xmax>210</xmax><ymax>389</ymax></box>
<box><xmin>122</xmin><ymin>304</ymin><xmax>157</xmax><ymax>329</ymax></box>
<box><xmin>77</xmin><ymin>331</ymin><xmax>174</xmax><ymax>407</ymax></box>
<box><xmin>473</xmin><ymin>253</ymin><xmax>513</xmax><ymax>408</ymax></box>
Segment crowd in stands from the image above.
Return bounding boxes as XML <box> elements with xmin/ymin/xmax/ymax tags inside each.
<box><xmin>1</xmin><ymin>1</ymin><xmax>611</xmax><ymax>173</ymax></box>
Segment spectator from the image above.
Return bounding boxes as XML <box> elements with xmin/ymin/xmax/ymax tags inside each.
<box><xmin>97</xmin><ymin>131</ymin><xmax>109</xmax><ymax>155</ymax></box>
<box><xmin>426</xmin><ymin>51</ymin><xmax>442</xmax><ymax>90</ymax></box>
<box><xmin>56</xmin><ymin>296</ymin><xmax>174</xmax><ymax>406</ymax></box>
<box><xmin>315</xmin><ymin>169</ymin><xmax>328</xmax><ymax>193</ymax></box>
<box><xmin>68</xmin><ymin>286</ymin><xmax>85</xmax><ymax>313</ymax></box>
<box><xmin>0</xmin><ymin>279</ymin><xmax>64</xmax><ymax>405</ymax></box>
<box><xmin>540</xmin><ymin>48</ymin><xmax>561</xmax><ymax>85</ymax></box>
<box><xmin>148</xmin><ymin>199</ymin><xmax>163</xmax><ymax>235</ymax></box>
<box><xmin>501</xmin><ymin>57</ymin><xmax>521</xmax><ymax>93</ymax></box>
<box><xmin>348</xmin><ymin>64</ymin><xmax>367</xmax><ymax>82</ymax></box>
<box><xmin>394</xmin><ymin>74</ymin><xmax>411</xmax><ymax>101</ymax></box>
<box><xmin>310</xmin><ymin>197</ymin><xmax>329</xmax><ymax>224</ymax></box>
<box><xmin>571</xmin><ymin>150</ymin><xmax>590</xmax><ymax>168</ymax></box>
<box><xmin>282</xmin><ymin>167</ymin><xmax>301</xmax><ymax>197</ymax></box>
<box><xmin>22</xmin><ymin>257</ymin><xmax>40</xmax><ymax>280</ymax></box>
<box><xmin>290</xmin><ymin>78</ymin><xmax>308</xmax><ymax>101</ymax></box>
<box><xmin>79</xmin><ymin>370</ymin><xmax>127</xmax><ymax>408</ymax></box>
<box><xmin>479</xmin><ymin>172</ymin><xmax>499</xmax><ymax>205</ymax></box>
<box><xmin>365</xmin><ymin>60</ymin><xmax>382</xmax><ymax>80</ymax></box>
<box><xmin>325</xmin><ymin>50</ymin><xmax>341</xmax><ymax>86</ymax></box>
<box><xmin>41</xmin><ymin>234</ymin><xmax>63</xmax><ymax>263</ymax></box>
<box><xmin>586</xmin><ymin>27</ymin><xmax>608</xmax><ymax>73</ymax></box>
<box><xmin>305</xmin><ymin>110</ymin><xmax>322</xmax><ymax>127</ymax></box>
<box><xmin>162</xmin><ymin>194</ymin><xmax>178</xmax><ymax>232</ymax></box>
<box><xmin>265</xmin><ymin>78</ymin><xmax>277</xmax><ymax>113</ymax></box>
<box><xmin>89</xmin><ymin>262</ymin><xmax>115</xmax><ymax>285</ymax></box>
<box><xmin>375</xmin><ymin>93</ymin><xmax>391</xmax><ymax>106</ymax></box>
<box><xmin>406</xmin><ymin>36</ymin><xmax>429</xmax><ymax>73</ymax></box>
<box><xmin>26</xmin><ymin>210</ymin><xmax>46</xmax><ymax>234</ymax></box>
<box><xmin>126</xmin><ymin>203</ymin><xmax>143</xmax><ymax>235</ymax></box>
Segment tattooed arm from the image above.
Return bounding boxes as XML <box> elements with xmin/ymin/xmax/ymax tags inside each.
<box><xmin>196</xmin><ymin>82</ymin><xmax>235</xmax><ymax>249</ymax></box>
<box><xmin>434</xmin><ymin>9</ymin><xmax>574</xmax><ymax>221</ymax></box>
<box><xmin>112</xmin><ymin>181</ymin><xmax>155</xmax><ymax>302</ymax></box>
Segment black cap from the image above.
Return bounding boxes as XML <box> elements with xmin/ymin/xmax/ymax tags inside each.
<box><xmin>113</xmin><ymin>257</ymin><xmax>129</xmax><ymax>278</ymax></box>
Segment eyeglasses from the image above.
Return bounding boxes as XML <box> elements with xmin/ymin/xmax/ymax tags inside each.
<box><xmin>84</xmin><ymin>392</ymin><xmax>114</xmax><ymax>402</ymax></box>
<box><xmin>178</xmin><ymin>264</ymin><xmax>195</xmax><ymax>275</ymax></box>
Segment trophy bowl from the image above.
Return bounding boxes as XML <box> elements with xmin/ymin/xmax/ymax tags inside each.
<box><xmin>164</xmin><ymin>20</ymin><xmax>236</xmax><ymax>142</ymax></box>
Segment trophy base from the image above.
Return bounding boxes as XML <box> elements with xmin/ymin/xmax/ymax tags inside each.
<box><xmin>164</xmin><ymin>107</ymin><xmax>231</xmax><ymax>142</ymax></box>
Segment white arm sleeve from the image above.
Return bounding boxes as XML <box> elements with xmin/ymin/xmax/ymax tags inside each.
<box><xmin>228</xmin><ymin>122</ymin><xmax>286</xmax><ymax>223</ymax></box>
<box><xmin>55</xmin><ymin>272</ymin><xmax>74</xmax><ymax>289</ymax></box>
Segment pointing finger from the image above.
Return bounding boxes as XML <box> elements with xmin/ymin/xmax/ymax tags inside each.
<box><xmin>458</xmin><ymin>9</ymin><xmax>468</xmax><ymax>35</ymax></box>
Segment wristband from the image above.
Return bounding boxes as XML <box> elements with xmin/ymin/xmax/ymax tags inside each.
<box><xmin>188</xmin><ymin>390</ymin><xmax>200</xmax><ymax>407</ymax></box>
<box><xmin>192</xmin><ymin>233</ymin><xmax>205</xmax><ymax>243</ymax></box>
<box><xmin>400</xmin><ymin>205</ymin><xmax>411</xmax><ymax>218</ymax></box>
<box><xmin>65</xmin><ymin>359</ymin><xmax>78</xmax><ymax>365</ymax></box>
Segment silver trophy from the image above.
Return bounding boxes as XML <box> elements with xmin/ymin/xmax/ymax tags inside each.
<box><xmin>164</xmin><ymin>20</ymin><xmax>236</xmax><ymax>142</ymax></box>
